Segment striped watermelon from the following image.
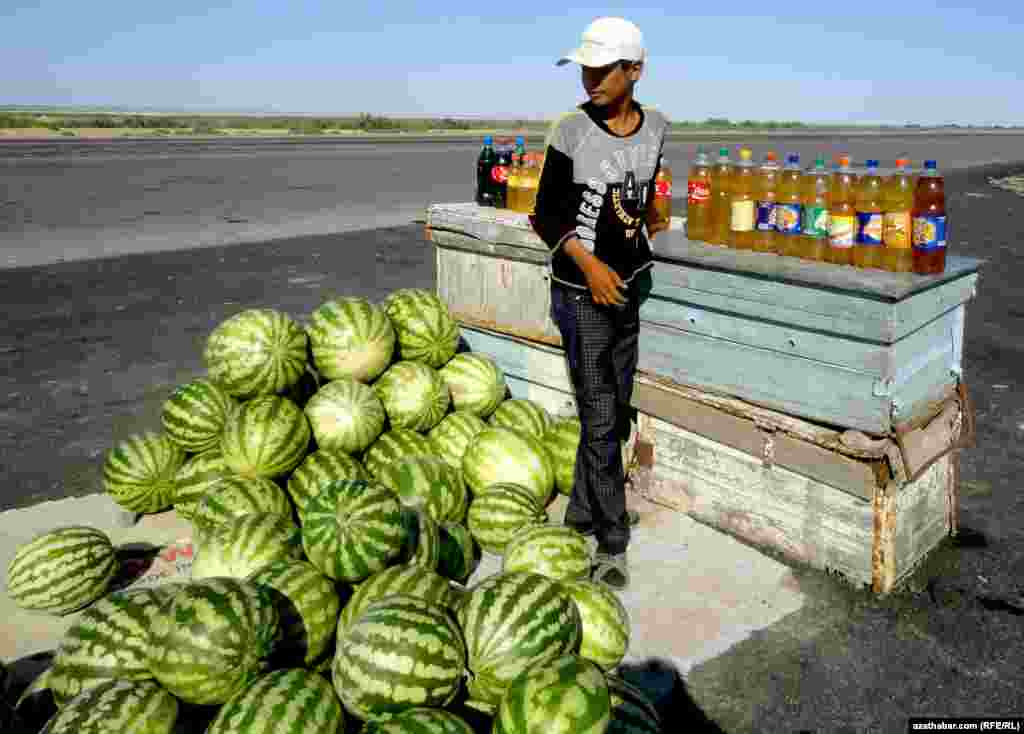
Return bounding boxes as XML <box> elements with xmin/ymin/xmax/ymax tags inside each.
<box><xmin>247</xmin><ymin>560</ymin><xmax>341</xmax><ymax>667</ymax></box>
<box><xmin>220</xmin><ymin>395</ymin><xmax>311</xmax><ymax>479</ymax></box>
<box><xmin>374</xmin><ymin>455</ymin><xmax>469</xmax><ymax>524</ymax></box>
<box><xmin>336</xmin><ymin>562</ymin><xmax>454</xmax><ymax>637</ymax></box>
<box><xmin>5</xmin><ymin>526</ymin><xmax>117</xmax><ymax>615</ymax></box>
<box><xmin>562</xmin><ymin>578</ymin><xmax>631</xmax><ymax>671</ymax></box>
<box><xmin>203</xmin><ymin>308</ymin><xmax>308</xmax><ymax>399</ymax></box>
<box><xmin>332</xmin><ymin>594</ymin><xmax>466</xmax><ymax>721</ymax></box>
<box><xmin>438</xmin><ymin>353</ymin><xmax>507</xmax><ymax>418</ymax></box>
<box><xmin>382</xmin><ymin>288</ymin><xmax>461</xmax><ymax>368</ymax></box>
<box><xmin>544</xmin><ymin>417</ymin><xmax>581</xmax><ymax>496</ymax></box>
<box><xmin>457</xmin><ymin>571</ymin><xmax>583</xmax><ymax>711</ymax></box>
<box><xmin>304</xmin><ymin>378</ymin><xmax>386</xmax><ymax>454</ymax></box>
<box><xmin>502</xmin><ymin>525</ymin><xmax>591</xmax><ymax>581</ymax></box>
<box><xmin>206</xmin><ymin>668</ymin><xmax>344</xmax><ymax>734</ymax></box>
<box><xmin>307</xmin><ymin>297</ymin><xmax>396</xmax><ymax>383</ymax></box>
<box><xmin>47</xmin><ymin>587</ymin><xmax>174</xmax><ymax>707</ymax></box>
<box><xmin>301</xmin><ymin>478</ymin><xmax>405</xmax><ymax>583</ymax></box>
<box><xmin>160</xmin><ymin>378</ymin><xmax>235</xmax><ymax>453</ymax></box>
<box><xmin>466</xmin><ymin>483</ymin><xmax>547</xmax><ymax>556</ymax></box>
<box><xmin>172</xmin><ymin>449</ymin><xmax>232</xmax><ymax>521</ymax></box>
<box><xmin>191</xmin><ymin>475</ymin><xmax>293</xmax><ymax>540</ymax></box>
<box><xmin>438</xmin><ymin>523</ymin><xmax>481</xmax><ymax>584</ymax></box>
<box><xmin>488</xmin><ymin>399</ymin><xmax>552</xmax><ymax>440</ymax></box>
<box><xmin>39</xmin><ymin>680</ymin><xmax>177</xmax><ymax>734</ymax></box>
<box><xmin>493</xmin><ymin>654</ymin><xmax>610</xmax><ymax>734</ymax></box>
<box><xmin>362</xmin><ymin>429</ymin><xmax>434</xmax><ymax>479</ymax></box>
<box><xmin>373</xmin><ymin>360</ymin><xmax>450</xmax><ymax>432</ymax></box>
<box><xmin>362</xmin><ymin>708</ymin><xmax>475</xmax><ymax>734</ymax></box>
<box><xmin>606</xmin><ymin>674</ymin><xmax>662</xmax><ymax>734</ymax></box>
<box><xmin>397</xmin><ymin>507</ymin><xmax>442</xmax><ymax>570</ymax></box>
<box><xmin>191</xmin><ymin>512</ymin><xmax>303</xmax><ymax>580</ymax></box>
<box><xmin>286</xmin><ymin>447</ymin><xmax>368</xmax><ymax>520</ymax></box>
<box><xmin>462</xmin><ymin>427</ymin><xmax>555</xmax><ymax>507</ymax></box>
<box><xmin>428</xmin><ymin>411</ymin><xmax>488</xmax><ymax>470</ymax></box>
<box><xmin>148</xmin><ymin>578</ymin><xmax>279</xmax><ymax>705</ymax></box>
<box><xmin>103</xmin><ymin>431</ymin><xmax>186</xmax><ymax>514</ymax></box>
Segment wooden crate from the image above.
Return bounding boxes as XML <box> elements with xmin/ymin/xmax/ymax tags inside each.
<box><xmin>426</xmin><ymin>202</ymin><xmax>983</xmax><ymax>435</ymax></box>
<box><xmin>630</xmin><ymin>374</ymin><xmax>973</xmax><ymax>594</ymax></box>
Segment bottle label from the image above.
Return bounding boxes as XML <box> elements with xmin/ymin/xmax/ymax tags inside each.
<box><xmin>829</xmin><ymin>215</ymin><xmax>856</xmax><ymax>248</ymax></box>
<box><xmin>883</xmin><ymin>211</ymin><xmax>912</xmax><ymax>248</ymax></box>
<box><xmin>730</xmin><ymin>200</ymin><xmax>755</xmax><ymax>232</ymax></box>
<box><xmin>490</xmin><ymin>165</ymin><xmax>509</xmax><ymax>184</ymax></box>
<box><xmin>856</xmin><ymin>212</ymin><xmax>884</xmax><ymax>245</ymax></box>
<box><xmin>657</xmin><ymin>179</ymin><xmax>673</xmax><ymax>198</ymax></box>
<box><xmin>755</xmin><ymin>201</ymin><xmax>776</xmax><ymax>231</ymax></box>
<box><xmin>687</xmin><ymin>180</ymin><xmax>710</xmax><ymax>204</ymax></box>
<box><xmin>776</xmin><ymin>203</ymin><xmax>803</xmax><ymax>235</ymax></box>
<box><xmin>802</xmin><ymin>206</ymin><xmax>829</xmax><ymax>237</ymax></box>
<box><xmin>912</xmin><ymin>215</ymin><xmax>947</xmax><ymax>251</ymax></box>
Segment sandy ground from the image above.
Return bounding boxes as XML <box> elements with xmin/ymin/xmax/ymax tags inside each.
<box><xmin>1</xmin><ymin>139</ymin><xmax>1023</xmax><ymax>731</ymax></box>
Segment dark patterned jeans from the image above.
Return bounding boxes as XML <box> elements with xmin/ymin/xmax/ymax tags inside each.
<box><xmin>549</xmin><ymin>269</ymin><xmax>649</xmax><ymax>555</ymax></box>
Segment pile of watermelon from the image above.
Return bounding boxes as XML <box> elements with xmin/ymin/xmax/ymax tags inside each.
<box><xmin>2</xmin><ymin>289</ymin><xmax>660</xmax><ymax>734</ymax></box>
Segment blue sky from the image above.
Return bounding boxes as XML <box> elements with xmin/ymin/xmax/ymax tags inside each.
<box><xmin>3</xmin><ymin>1</ymin><xmax>1022</xmax><ymax>124</ymax></box>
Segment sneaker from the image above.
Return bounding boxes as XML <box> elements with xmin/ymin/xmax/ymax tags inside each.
<box><xmin>592</xmin><ymin>551</ymin><xmax>629</xmax><ymax>590</ymax></box>
<box><xmin>565</xmin><ymin>510</ymin><xmax>640</xmax><ymax>537</ymax></box>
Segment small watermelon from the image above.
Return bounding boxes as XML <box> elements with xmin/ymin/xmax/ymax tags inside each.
<box><xmin>462</xmin><ymin>427</ymin><xmax>555</xmax><ymax>507</ymax></box>
<box><xmin>502</xmin><ymin>525</ymin><xmax>591</xmax><ymax>582</ymax></box>
<box><xmin>493</xmin><ymin>654</ymin><xmax>610</xmax><ymax>734</ymax></box>
<box><xmin>103</xmin><ymin>431</ymin><xmax>186</xmax><ymax>514</ymax></box>
<box><xmin>220</xmin><ymin>395</ymin><xmax>311</xmax><ymax>479</ymax></box>
<box><xmin>397</xmin><ymin>507</ymin><xmax>442</xmax><ymax>570</ymax></box>
<box><xmin>466</xmin><ymin>483</ymin><xmax>547</xmax><ymax>556</ymax></box>
<box><xmin>374</xmin><ymin>455</ymin><xmax>469</xmax><ymax>524</ymax></box>
<box><xmin>562</xmin><ymin>578</ymin><xmax>631</xmax><ymax>671</ymax></box>
<box><xmin>362</xmin><ymin>429</ymin><xmax>434</xmax><ymax>479</ymax></box>
<box><xmin>161</xmin><ymin>378</ymin><xmax>236</xmax><ymax>453</ymax></box>
<box><xmin>332</xmin><ymin>594</ymin><xmax>466</xmax><ymax>721</ymax></box>
<box><xmin>488</xmin><ymin>399</ymin><xmax>553</xmax><ymax>440</ymax></box>
<box><xmin>373</xmin><ymin>360</ymin><xmax>450</xmax><ymax>432</ymax></box>
<box><xmin>336</xmin><ymin>563</ymin><xmax>454</xmax><ymax>638</ymax></box>
<box><xmin>307</xmin><ymin>296</ymin><xmax>396</xmax><ymax>383</ymax></box>
<box><xmin>203</xmin><ymin>308</ymin><xmax>308</xmax><ymax>399</ymax></box>
<box><xmin>286</xmin><ymin>447</ymin><xmax>368</xmax><ymax>520</ymax></box>
<box><xmin>206</xmin><ymin>669</ymin><xmax>344</xmax><ymax>734</ymax></box>
<box><xmin>148</xmin><ymin>578</ymin><xmax>280</xmax><ymax>705</ymax></box>
<box><xmin>191</xmin><ymin>512</ymin><xmax>303</xmax><ymax>581</ymax></box>
<box><xmin>362</xmin><ymin>708</ymin><xmax>475</xmax><ymax>734</ymax></box>
<box><xmin>438</xmin><ymin>523</ymin><xmax>481</xmax><ymax>585</ymax></box>
<box><xmin>428</xmin><ymin>411</ymin><xmax>488</xmax><ymax>470</ymax></box>
<box><xmin>38</xmin><ymin>680</ymin><xmax>177</xmax><ymax>734</ymax></box>
<box><xmin>438</xmin><ymin>353</ymin><xmax>507</xmax><ymax>418</ymax></box>
<box><xmin>5</xmin><ymin>526</ymin><xmax>117</xmax><ymax>615</ymax></box>
<box><xmin>301</xmin><ymin>478</ymin><xmax>406</xmax><ymax>583</ymax></box>
<box><xmin>544</xmin><ymin>417</ymin><xmax>581</xmax><ymax>496</ymax></box>
<box><xmin>172</xmin><ymin>449</ymin><xmax>232</xmax><ymax>521</ymax></box>
<box><xmin>191</xmin><ymin>475</ymin><xmax>293</xmax><ymax>540</ymax></box>
<box><xmin>382</xmin><ymin>288</ymin><xmax>461</xmax><ymax>368</ymax></box>
<box><xmin>304</xmin><ymin>378</ymin><xmax>386</xmax><ymax>454</ymax></box>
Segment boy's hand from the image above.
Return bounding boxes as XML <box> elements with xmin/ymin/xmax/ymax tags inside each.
<box><xmin>563</xmin><ymin>238</ymin><xmax>626</xmax><ymax>306</ymax></box>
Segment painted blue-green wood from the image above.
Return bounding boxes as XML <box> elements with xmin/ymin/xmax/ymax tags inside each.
<box><xmin>638</xmin><ymin>321</ymin><xmax>891</xmax><ymax>433</ymax></box>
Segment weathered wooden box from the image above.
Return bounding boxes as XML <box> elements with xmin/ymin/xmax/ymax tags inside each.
<box><xmin>426</xmin><ymin>202</ymin><xmax>983</xmax><ymax>435</ymax></box>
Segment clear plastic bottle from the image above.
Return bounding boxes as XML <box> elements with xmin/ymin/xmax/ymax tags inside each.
<box><xmin>729</xmin><ymin>147</ymin><xmax>757</xmax><ymax>249</ymax></box>
<box><xmin>775</xmin><ymin>153</ymin><xmax>804</xmax><ymax>256</ymax></box>
<box><xmin>853</xmin><ymin>159</ymin><xmax>885</xmax><ymax>269</ymax></box>
<box><xmin>882</xmin><ymin>157</ymin><xmax>915</xmax><ymax>272</ymax></box>
<box><xmin>753</xmin><ymin>152</ymin><xmax>780</xmax><ymax>252</ymax></box>
<box><xmin>797</xmin><ymin>157</ymin><xmax>831</xmax><ymax>261</ymax></box>
<box><xmin>708</xmin><ymin>147</ymin><xmax>733</xmax><ymax>246</ymax></box>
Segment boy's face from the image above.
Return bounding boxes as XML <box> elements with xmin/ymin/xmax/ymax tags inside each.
<box><xmin>582</xmin><ymin>60</ymin><xmax>642</xmax><ymax>106</ymax></box>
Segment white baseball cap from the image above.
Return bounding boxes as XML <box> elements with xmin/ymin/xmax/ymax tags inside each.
<box><xmin>557</xmin><ymin>17</ymin><xmax>646</xmax><ymax>68</ymax></box>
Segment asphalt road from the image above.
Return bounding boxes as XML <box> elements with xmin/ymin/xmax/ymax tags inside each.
<box><xmin>3</xmin><ymin>133</ymin><xmax>1024</xmax><ymax>270</ymax></box>
<box><xmin>2</xmin><ymin>137</ymin><xmax>1024</xmax><ymax>731</ymax></box>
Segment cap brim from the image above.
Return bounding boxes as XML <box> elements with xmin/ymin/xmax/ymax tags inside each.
<box><xmin>555</xmin><ymin>47</ymin><xmax>622</xmax><ymax>68</ymax></box>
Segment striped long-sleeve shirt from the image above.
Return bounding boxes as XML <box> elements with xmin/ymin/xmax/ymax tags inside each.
<box><xmin>529</xmin><ymin>100</ymin><xmax>670</xmax><ymax>290</ymax></box>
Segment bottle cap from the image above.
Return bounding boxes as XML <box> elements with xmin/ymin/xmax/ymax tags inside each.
<box><xmin>814</xmin><ymin>157</ymin><xmax>826</xmax><ymax>167</ymax></box>
<box><xmin>516</xmin><ymin>136</ymin><xmax>525</xmax><ymax>145</ymax></box>
<box><xmin>787</xmin><ymin>153</ymin><xmax>800</xmax><ymax>165</ymax></box>
<box><xmin>867</xmin><ymin>159</ymin><xmax>879</xmax><ymax>168</ymax></box>
<box><xmin>837</xmin><ymin>155</ymin><xmax>851</xmax><ymax>167</ymax></box>
<box><xmin>765</xmin><ymin>151</ymin><xmax>777</xmax><ymax>161</ymax></box>
<box><xmin>895</xmin><ymin>157</ymin><xmax>910</xmax><ymax>167</ymax></box>
<box><xmin>718</xmin><ymin>147</ymin><xmax>729</xmax><ymax>157</ymax></box>
<box><xmin>739</xmin><ymin>148</ymin><xmax>753</xmax><ymax>162</ymax></box>
<box><xmin>484</xmin><ymin>136</ymin><xmax>493</xmax><ymax>145</ymax></box>
<box><xmin>924</xmin><ymin>159</ymin><xmax>937</xmax><ymax>169</ymax></box>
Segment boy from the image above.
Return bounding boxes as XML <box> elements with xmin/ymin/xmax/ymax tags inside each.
<box><xmin>529</xmin><ymin>17</ymin><xmax>670</xmax><ymax>589</ymax></box>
